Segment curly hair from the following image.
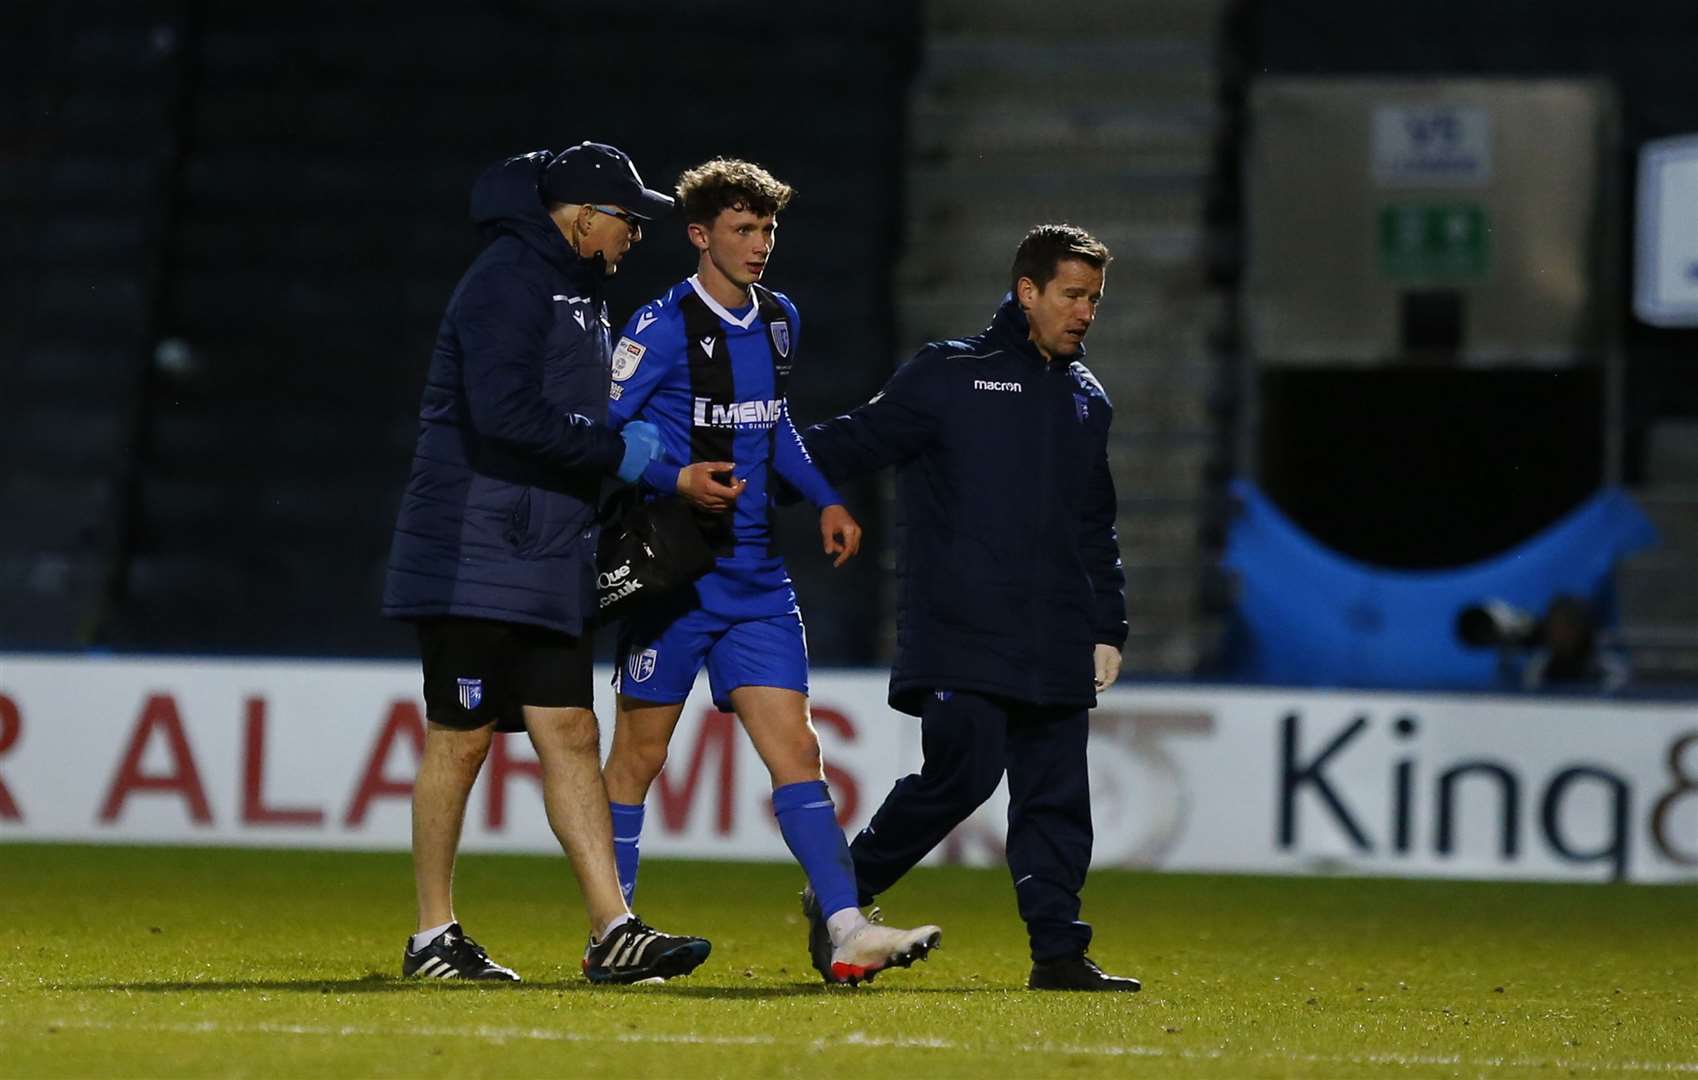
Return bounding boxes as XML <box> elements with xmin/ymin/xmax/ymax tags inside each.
<box><xmin>675</xmin><ymin>158</ymin><xmax>794</xmax><ymax>225</ymax></box>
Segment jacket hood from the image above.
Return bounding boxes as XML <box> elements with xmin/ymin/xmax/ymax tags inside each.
<box><xmin>470</xmin><ymin>149</ymin><xmax>602</xmax><ymax>281</ymax></box>
<box><xmin>988</xmin><ymin>291</ymin><xmax>1087</xmax><ymax>364</ymax></box>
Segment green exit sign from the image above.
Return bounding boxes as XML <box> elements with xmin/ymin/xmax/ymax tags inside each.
<box><xmin>1378</xmin><ymin>203</ymin><xmax>1490</xmax><ymax>280</ymax></box>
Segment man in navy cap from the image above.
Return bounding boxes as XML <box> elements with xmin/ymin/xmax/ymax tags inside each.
<box><xmin>383</xmin><ymin>142</ymin><xmax>737</xmax><ymax>985</ymax></box>
<box><xmin>537</xmin><ymin>141</ymin><xmax>674</xmax><ymax>276</ymax></box>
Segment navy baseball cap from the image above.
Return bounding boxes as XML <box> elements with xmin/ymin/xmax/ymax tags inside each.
<box><xmin>542</xmin><ymin>141</ymin><xmax>675</xmax><ymax>219</ymax></box>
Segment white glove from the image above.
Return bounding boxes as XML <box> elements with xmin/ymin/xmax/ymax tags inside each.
<box><xmin>1093</xmin><ymin>644</ymin><xmax>1122</xmax><ymax>692</ymax></box>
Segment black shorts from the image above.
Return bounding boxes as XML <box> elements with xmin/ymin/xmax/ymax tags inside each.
<box><xmin>416</xmin><ymin>617</ymin><xmax>595</xmax><ymax>733</ymax></box>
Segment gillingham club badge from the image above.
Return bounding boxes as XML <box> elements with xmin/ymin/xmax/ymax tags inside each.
<box><xmin>770</xmin><ymin>321</ymin><xmax>790</xmax><ymax>358</ymax></box>
<box><xmin>456</xmin><ymin>677</ymin><xmax>483</xmax><ymax>710</ymax></box>
<box><xmin>628</xmin><ymin>649</ymin><xmax>658</xmax><ymax>683</ymax></box>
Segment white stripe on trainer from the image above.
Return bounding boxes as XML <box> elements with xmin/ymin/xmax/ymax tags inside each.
<box><xmin>613</xmin><ymin>932</ymin><xmax>652</xmax><ymax>969</ymax></box>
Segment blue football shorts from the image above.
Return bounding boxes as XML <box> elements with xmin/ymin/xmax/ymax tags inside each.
<box><xmin>614</xmin><ymin>600</ymin><xmax>810</xmax><ymax>710</ymax></box>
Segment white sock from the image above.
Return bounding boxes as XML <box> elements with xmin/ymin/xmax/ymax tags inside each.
<box><xmin>410</xmin><ymin>920</ymin><xmax>454</xmax><ymax>954</ymax></box>
<box><xmin>596</xmin><ymin>912</ymin><xmax>633</xmax><ymax>944</ymax></box>
<box><xmin>825</xmin><ymin>907</ymin><xmax>869</xmax><ymax>949</ymax></box>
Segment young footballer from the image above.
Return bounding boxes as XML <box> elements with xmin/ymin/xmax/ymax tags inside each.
<box><xmin>601</xmin><ymin>158</ymin><xmax>942</xmax><ymax>985</ymax></box>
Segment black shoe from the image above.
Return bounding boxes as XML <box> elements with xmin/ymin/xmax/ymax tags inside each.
<box><xmin>582</xmin><ymin>916</ymin><xmax>711</xmax><ymax>985</ymax></box>
<box><xmin>1028</xmin><ymin>954</ymin><xmax>1141</xmax><ymax>992</ymax></box>
<box><xmin>402</xmin><ymin>923</ymin><xmax>520</xmax><ymax>981</ymax></box>
<box><xmin>800</xmin><ymin>888</ymin><xmax>834</xmax><ymax>983</ymax></box>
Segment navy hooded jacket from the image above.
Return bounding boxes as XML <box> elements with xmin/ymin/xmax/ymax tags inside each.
<box><xmin>382</xmin><ymin>151</ymin><xmax>627</xmax><ymax>636</ymax></box>
<box><xmin>802</xmin><ymin>296</ymin><xmax>1128</xmax><ymax>715</ymax></box>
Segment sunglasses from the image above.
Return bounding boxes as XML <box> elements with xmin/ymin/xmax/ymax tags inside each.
<box><xmin>590</xmin><ymin>205</ymin><xmax>642</xmax><ymax>228</ymax></box>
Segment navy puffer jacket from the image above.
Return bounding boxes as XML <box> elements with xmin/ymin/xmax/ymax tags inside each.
<box><xmin>383</xmin><ymin>151</ymin><xmax>625</xmax><ymax>636</ymax></box>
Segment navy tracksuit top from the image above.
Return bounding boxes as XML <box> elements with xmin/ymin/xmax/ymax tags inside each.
<box><xmin>803</xmin><ymin>295</ymin><xmax>1129</xmax><ymax>714</ymax></box>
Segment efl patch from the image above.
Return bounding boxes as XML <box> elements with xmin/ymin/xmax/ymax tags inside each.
<box><xmin>611</xmin><ymin>337</ymin><xmax>645</xmax><ymax>382</ymax></box>
<box><xmin>456</xmin><ymin>677</ymin><xmax>483</xmax><ymax>710</ymax></box>
<box><xmin>627</xmin><ymin>648</ymin><xmax>658</xmax><ymax>683</ymax></box>
<box><xmin>770</xmin><ymin>321</ymin><xmax>791</xmax><ymax>358</ymax></box>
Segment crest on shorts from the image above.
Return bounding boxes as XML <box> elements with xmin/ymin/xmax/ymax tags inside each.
<box><xmin>627</xmin><ymin>648</ymin><xmax>658</xmax><ymax>684</ymax></box>
<box><xmin>456</xmin><ymin>677</ymin><xmax>483</xmax><ymax>710</ymax></box>
<box><xmin>770</xmin><ymin>320</ymin><xmax>790</xmax><ymax>358</ymax></box>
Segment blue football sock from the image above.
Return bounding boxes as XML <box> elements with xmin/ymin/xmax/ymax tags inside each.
<box><xmin>772</xmin><ymin>780</ymin><xmax>859</xmax><ymax>918</ymax></box>
<box><xmin>609</xmin><ymin>801</ymin><xmax>645</xmax><ymax>906</ymax></box>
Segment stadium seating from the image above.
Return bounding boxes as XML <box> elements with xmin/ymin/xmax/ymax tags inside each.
<box><xmin>0</xmin><ymin>1</ymin><xmax>918</xmax><ymax>660</ymax></box>
<box><xmin>900</xmin><ymin>0</ymin><xmax>1233</xmax><ymax>674</ymax></box>
<box><xmin>0</xmin><ymin>0</ymin><xmax>183</xmax><ymax>647</ymax></box>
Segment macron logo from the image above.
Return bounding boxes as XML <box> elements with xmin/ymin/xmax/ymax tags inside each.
<box><xmin>973</xmin><ymin>379</ymin><xmax>1023</xmax><ymax>393</ymax></box>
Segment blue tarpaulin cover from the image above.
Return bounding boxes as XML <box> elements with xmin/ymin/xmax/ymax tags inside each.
<box><xmin>1219</xmin><ymin>480</ymin><xmax>1658</xmax><ymax>688</ymax></box>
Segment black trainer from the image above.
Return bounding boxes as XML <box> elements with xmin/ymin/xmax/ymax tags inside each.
<box><xmin>1028</xmin><ymin>954</ymin><xmax>1141</xmax><ymax>992</ymax></box>
<box><xmin>800</xmin><ymin>888</ymin><xmax>834</xmax><ymax>983</ymax></box>
<box><xmin>402</xmin><ymin>923</ymin><xmax>520</xmax><ymax>981</ymax></box>
<box><xmin>582</xmin><ymin>916</ymin><xmax>711</xmax><ymax>984</ymax></box>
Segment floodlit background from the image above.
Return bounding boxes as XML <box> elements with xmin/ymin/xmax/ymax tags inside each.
<box><xmin>5</xmin><ymin>0</ymin><xmax>1697</xmax><ymax>686</ymax></box>
<box><xmin>3</xmin><ymin>4</ymin><xmax>1697</xmax><ymax>1077</ymax></box>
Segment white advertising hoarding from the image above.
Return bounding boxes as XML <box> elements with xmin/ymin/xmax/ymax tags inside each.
<box><xmin>0</xmin><ymin>655</ymin><xmax>1693</xmax><ymax>883</ymax></box>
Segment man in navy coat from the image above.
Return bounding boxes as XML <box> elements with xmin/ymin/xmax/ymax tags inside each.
<box><xmin>383</xmin><ymin>143</ymin><xmax>736</xmax><ymax>984</ymax></box>
<box><xmin>801</xmin><ymin>224</ymin><xmax>1141</xmax><ymax>991</ymax></box>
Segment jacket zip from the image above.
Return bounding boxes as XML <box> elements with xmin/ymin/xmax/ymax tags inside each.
<box><xmin>1030</xmin><ymin>354</ymin><xmax>1058</xmax><ymax>702</ymax></box>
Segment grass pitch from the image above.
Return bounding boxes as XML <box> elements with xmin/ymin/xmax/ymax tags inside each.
<box><xmin>0</xmin><ymin>844</ymin><xmax>1693</xmax><ymax>1078</ymax></box>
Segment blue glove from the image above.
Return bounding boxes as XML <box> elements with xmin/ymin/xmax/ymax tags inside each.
<box><xmin>616</xmin><ymin>421</ymin><xmax>663</xmax><ymax>484</ymax></box>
